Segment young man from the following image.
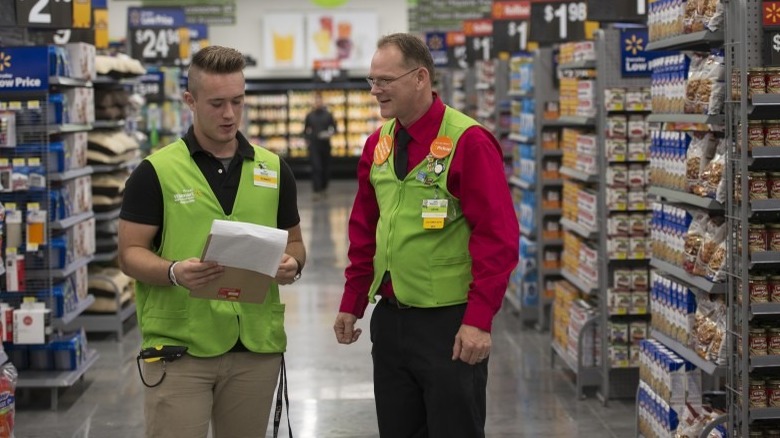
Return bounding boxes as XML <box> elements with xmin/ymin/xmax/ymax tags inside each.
<box><xmin>304</xmin><ymin>91</ymin><xmax>337</xmax><ymax>199</ymax></box>
<box><xmin>333</xmin><ymin>33</ymin><xmax>519</xmax><ymax>437</ymax></box>
<box><xmin>118</xmin><ymin>45</ymin><xmax>305</xmax><ymax>438</ymax></box>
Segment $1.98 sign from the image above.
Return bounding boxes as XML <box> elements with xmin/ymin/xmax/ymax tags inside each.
<box><xmin>530</xmin><ymin>1</ymin><xmax>587</xmax><ymax>43</ymax></box>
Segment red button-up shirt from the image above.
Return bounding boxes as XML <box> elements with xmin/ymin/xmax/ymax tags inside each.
<box><xmin>340</xmin><ymin>95</ymin><xmax>520</xmax><ymax>332</ymax></box>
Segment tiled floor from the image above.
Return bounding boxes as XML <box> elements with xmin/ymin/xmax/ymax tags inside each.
<box><xmin>14</xmin><ymin>179</ymin><xmax>637</xmax><ymax>437</ymax></box>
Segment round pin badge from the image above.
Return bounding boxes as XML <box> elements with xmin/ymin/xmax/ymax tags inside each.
<box><xmin>374</xmin><ymin>135</ymin><xmax>392</xmax><ymax>165</ymax></box>
<box><xmin>434</xmin><ymin>162</ymin><xmax>445</xmax><ymax>175</ymax></box>
<box><xmin>430</xmin><ymin>136</ymin><xmax>453</xmax><ymax>159</ymax></box>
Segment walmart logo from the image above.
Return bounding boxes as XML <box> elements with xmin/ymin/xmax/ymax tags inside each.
<box><xmin>624</xmin><ymin>34</ymin><xmax>644</xmax><ymax>56</ymax></box>
<box><xmin>0</xmin><ymin>53</ymin><xmax>10</xmax><ymax>72</ymax></box>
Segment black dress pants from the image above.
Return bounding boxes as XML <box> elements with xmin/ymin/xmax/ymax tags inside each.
<box><xmin>308</xmin><ymin>141</ymin><xmax>331</xmax><ymax>193</ymax></box>
<box><xmin>370</xmin><ymin>298</ymin><xmax>488</xmax><ymax>438</ymax></box>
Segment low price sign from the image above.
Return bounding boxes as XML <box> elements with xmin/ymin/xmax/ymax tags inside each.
<box><xmin>492</xmin><ymin>1</ymin><xmax>530</xmax><ymax>55</ymax></box>
<box><xmin>530</xmin><ymin>0</ymin><xmax>588</xmax><ymax>43</ymax></box>
<box><xmin>128</xmin><ymin>7</ymin><xmax>188</xmax><ymax>66</ymax></box>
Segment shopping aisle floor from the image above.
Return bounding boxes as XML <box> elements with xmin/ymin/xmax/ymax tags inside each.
<box><xmin>15</xmin><ymin>180</ymin><xmax>636</xmax><ymax>438</ymax></box>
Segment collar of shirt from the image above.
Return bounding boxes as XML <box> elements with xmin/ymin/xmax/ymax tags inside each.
<box><xmin>182</xmin><ymin>126</ymin><xmax>255</xmax><ymax>161</ymax></box>
<box><xmin>394</xmin><ymin>94</ymin><xmax>446</xmax><ymax>149</ymax></box>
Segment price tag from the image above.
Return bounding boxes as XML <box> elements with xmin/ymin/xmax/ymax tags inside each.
<box><xmin>130</xmin><ymin>27</ymin><xmax>181</xmax><ymax>65</ymax></box>
<box><xmin>530</xmin><ymin>1</ymin><xmax>588</xmax><ymax>43</ymax></box>
<box><xmin>765</xmin><ymin>30</ymin><xmax>780</xmax><ymax>66</ymax></box>
<box><xmin>136</xmin><ymin>72</ymin><xmax>164</xmax><ymax>102</ymax></box>
<box><xmin>586</xmin><ymin>0</ymin><xmax>645</xmax><ymax>22</ymax></box>
<box><xmin>71</xmin><ymin>0</ymin><xmax>90</xmax><ymax>28</ymax></box>
<box><xmin>464</xmin><ymin>19</ymin><xmax>493</xmax><ymax>66</ymax></box>
<box><xmin>446</xmin><ymin>32</ymin><xmax>467</xmax><ymax>69</ymax></box>
<box><xmin>15</xmin><ymin>0</ymin><xmax>73</xmax><ymax>29</ymax></box>
<box><xmin>492</xmin><ymin>1</ymin><xmax>530</xmax><ymax>55</ymax></box>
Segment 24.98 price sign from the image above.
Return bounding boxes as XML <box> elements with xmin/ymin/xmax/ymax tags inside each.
<box><xmin>530</xmin><ymin>1</ymin><xmax>587</xmax><ymax>43</ymax></box>
<box><xmin>127</xmin><ymin>7</ymin><xmax>188</xmax><ymax>66</ymax></box>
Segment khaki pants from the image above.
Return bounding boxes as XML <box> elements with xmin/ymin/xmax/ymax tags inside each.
<box><xmin>143</xmin><ymin>352</ymin><xmax>282</xmax><ymax>438</ymax></box>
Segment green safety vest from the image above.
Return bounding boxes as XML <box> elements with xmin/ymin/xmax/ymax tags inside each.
<box><xmin>136</xmin><ymin>139</ymin><xmax>286</xmax><ymax>357</ymax></box>
<box><xmin>368</xmin><ymin>106</ymin><xmax>478</xmax><ymax>307</ymax></box>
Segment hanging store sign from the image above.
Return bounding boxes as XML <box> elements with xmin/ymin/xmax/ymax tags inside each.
<box><xmin>312</xmin><ymin>59</ymin><xmax>347</xmax><ymax>83</ymax></box>
<box><xmin>446</xmin><ymin>31</ymin><xmax>467</xmax><ymax>69</ymax></box>
<box><xmin>764</xmin><ymin>30</ymin><xmax>780</xmax><ymax>66</ymax></box>
<box><xmin>464</xmin><ymin>18</ymin><xmax>493</xmax><ymax>65</ymax></box>
<box><xmin>26</xmin><ymin>28</ymin><xmax>95</xmax><ymax>45</ymax></box>
<box><xmin>127</xmin><ymin>7</ymin><xmax>188</xmax><ymax>65</ymax></box>
<box><xmin>136</xmin><ymin>72</ymin><xmax>165</xmax><ymax>102</ymax></box>
<box><xmin>16</xmin><ymin>0</ymin><xmax>74</xmax><ymax>28</ymax></box>
<box><xmin>0</xmin><ymin>0</ymin><xmax>16</xmax><ymax>27</ymax></box>
<box><xmin>426</xmin><ymin>32</ymin><xmax>448</xmax><ymax>68</ymax></box>
<box><xmin>587</xmin><ymin>0</ymin><xmax>646</xmax><ymax>23</ymax></box>
<box><xmin>529</xmin><ymin>0</ymin><xmax>588</xmax><ymax>43</ymax></box>
<box><xmin>183</xmin><ymin>3</ymin><xmax>235</xmax><ymax>26</ymax></box>
<box><xmin>764</xmin><ymin>2</ymin><xmax>780</xmax><ymax>27</ymax></box>
<box><xmin>0</xmin><ymin>46</ymin><xmax>49</xmax><ymax>91</ymax></box>
<box><xmin>491</xmin><ymin>1</ymin><xmax>530</xmax><ymax>55</ymax></box>
<box><xmin>620</xmin><ymin>27</ymin><xmax>666</xmax><ymax>77</ymax></box>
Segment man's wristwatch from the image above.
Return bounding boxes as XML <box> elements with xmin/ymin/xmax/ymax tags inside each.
<box><xmin>293</xmin><ymin>258</ymin><xmax>303</xmax><ymax>281</ymax></box>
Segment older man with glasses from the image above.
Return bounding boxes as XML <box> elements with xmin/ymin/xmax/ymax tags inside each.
<box><xmin>334</xmin><ymin>33</ymin><xmax>519</xmax><ymax>438</ymax></box>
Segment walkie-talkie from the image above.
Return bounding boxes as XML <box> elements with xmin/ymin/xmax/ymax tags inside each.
<box><xmin>139</xmin><ymin>345</ymin><xmax>188</xmax><ymax>363</ymax></box>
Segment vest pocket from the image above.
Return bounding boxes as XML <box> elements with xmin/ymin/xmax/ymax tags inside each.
<box><xmin>238</xmin><ymin>303</ymin><xmax>287</xmax><ymax>352</ymax></box>
<box><xmin>430</xmin><ymin>254</ymin><xmax>472</xmax><ymax>305</ymax></box>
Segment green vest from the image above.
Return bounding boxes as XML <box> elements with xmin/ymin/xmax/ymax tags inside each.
<box><xmin>368</xmin><ymin>106</ymin><xmax>478</xmax><ymax>307</ymax></box>
<box><xmin>136</xmin><ymin>139</ymin><xmax>286</xmax><ymax>357</ymax></box>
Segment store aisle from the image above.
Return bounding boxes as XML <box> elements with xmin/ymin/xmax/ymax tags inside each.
<box><xmin>14</xmin><ymin>180</ymin><xmax>635</xmax><ymax>438</ymax></box>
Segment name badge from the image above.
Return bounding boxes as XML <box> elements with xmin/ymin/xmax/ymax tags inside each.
<box><xmin>421</xmin><ymin>199</ymin><xmax>447</xmax><ymax>230</ymax></box>
<box><xmin>254</xmin><ymin>168</ymin><xmax>278</xmax><ymax>188</ymax></box>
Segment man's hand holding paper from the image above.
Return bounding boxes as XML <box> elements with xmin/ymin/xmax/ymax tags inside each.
<box><xmin>190</xmin><ymin>220</ymin><xmax>290</xmax><ymax>303</ymax></box>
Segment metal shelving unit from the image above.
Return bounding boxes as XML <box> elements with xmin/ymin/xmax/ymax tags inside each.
<box><xmin>728</xmin><ymin>1</ymin><xmax>779</xmax><ymax>436</ymax></box>
<box><xmin>592</xmin><ymin>28</ymin><xmax>652</xmax><ymax>404</ymax></box>
<box><xmin>550</xmin><ymin>311</ymin><xmax>601</xmax><ymax>399</ymax></box>
<box><xmin>532</xmin><ymin>48</ymin><xmax>563</xmax><ymax>332</ymax></box>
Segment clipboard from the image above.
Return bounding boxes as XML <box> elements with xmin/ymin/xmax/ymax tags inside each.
<box><xmin>188</xmin><ymin>235</ymin><xmax>274</xmax><ymax>304</ymax></box>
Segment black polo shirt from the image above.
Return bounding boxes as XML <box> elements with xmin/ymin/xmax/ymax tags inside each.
<box><xmin>120</xmin><ymin>126</ymin><xmax>300</xmax><ymax>248</ymax></box>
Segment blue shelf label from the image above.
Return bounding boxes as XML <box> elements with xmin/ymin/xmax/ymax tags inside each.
<box><xmin>620</xmin><ymin>27</ymin><xmax>665</xmax><ymax>77</ymax></box>
<box><xmin>0</xmin><ymin>47</ymin><xmax>49</xmax><ymax>91</ymax></box>
<box><xmin>127</xmin><ymin>7</ymin><xmax>186</xmax><ymax>29</ymax></box>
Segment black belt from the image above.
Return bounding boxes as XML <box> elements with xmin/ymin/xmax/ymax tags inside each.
<box><xmin>382</xmin><ymin>295</ymin><xmax>413</xmax><ymax>309</ymax></box>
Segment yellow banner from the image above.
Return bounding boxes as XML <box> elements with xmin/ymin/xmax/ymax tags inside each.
<box><xmin>179</xmin><ymin>27</ymin><xmax>191</xmax><ymax>60</ymax></box>
<box><xmin>72</xmin><ymin>0</ymin><xmax>92</xmax><ymax>28</ymax></box>
<box><xmin>94</xmin><ymin>9</ymin><xmax>109</xmax><ymax>49</ymax></box>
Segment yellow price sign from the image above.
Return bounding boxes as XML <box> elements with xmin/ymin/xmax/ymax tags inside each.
<box><xmin>72</xmin><ymin>0</ymin><xmax>92</xmax><ymax>28</ymax></box>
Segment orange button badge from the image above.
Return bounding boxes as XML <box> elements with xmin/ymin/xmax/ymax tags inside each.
<box><xmin>430</xmin><ymin>136</ymin><xmax>453</xmax><ymax>159</ymax></box>
<box><xmin>374</xmin><ymin>135</ymin><xmax>392</xmax><ymax>165</ymax></box>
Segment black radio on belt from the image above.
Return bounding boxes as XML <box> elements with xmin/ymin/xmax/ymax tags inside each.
<box><xmin>136</xmin><ymin>345</ymin><xmax>188</xmax><ymax>388</ymax></box>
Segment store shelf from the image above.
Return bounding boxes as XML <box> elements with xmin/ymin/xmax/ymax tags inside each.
<box><xmin>558</xmin><ymin>60</ymin><xmax>596</xmax><ymax>70</ymax></box>
<box><xmin>751</xmin><ymin>251</ymin><xmax>780</xmax><ymax>268</ymax></box>
<box><xmin>542</xmin><ymin>239</ymin><xmax>564</xmax><ymax>247</ymax></box>
<box><xmin>48</xmin><ymin>124</ymin><xmax>93</xmax><ymax>135</ymax></box>
<box><xmin>645</xmin><ymin>113</ymin><xmax>725</xmax><ymax>125</ymax></box>
<box><xmin>750</xmin><ymin>94</ymin><xmax>780</xmax><ymax>106</ymax></box>
<box><xmin>509</xmin><ymin>176</ymin><xmax>533</xmax><ymax>190</ymax></box>
<box><xmin>94</xmin><ymin>208</ymin><xmax>121</xmax><ymax>221</ymax></box>
<box><xmin>54</xmin><ymin>294</ymin><xmax>95</xmax><ymax>327</ymax></box>
<box><xmin>91</xmin><ymin>157</ymin><xmax>142</xmax><ymax>174</ymax></box>
<box><xmin>26</xmin><ymin>255</ymin><xmax>94</xmax><ymax>280</ymax></box>
<box><xmin>542</xmin><ymin>208</ymin><xmax>563</xmax><ymax>216</ymax></box>
<box><xmin>645</xmin><ymin>30</ymin><xmax>724</xmax><ymax>52</ymax></box>
<box><xmin>50</xmin><ymin>166</ymin><xmax>94</xmax><ymax>182</ymax></box>
<box><xmin>560</xmin><ymin>218</ymin><xmax>598</xmax><ymax>240</ymax></box>
<box><xmin>508</xmin><ymin>90</ymin><xmax>532</xmax><ymax>98</ymax></box>
<box><xmin>556</xmin><ymin>116</ymin><xmax>597</xmax><ymax>126</ymax></box>
<box><xmin>72</xmin><ymin>302</ymin><xmax>137</xmax><ymax>337</ymax></box>
<box><xmin>751</xmin><ymin>303</ymin><xmax>780</xmax><ymax>316</ymax></box>
<box><xmin>509</xmin><ymin>133</ymin><xmax>534</xmax><ymax>143</ymax></box>
<box><xmin>542</xmin><ymin>149</ymin><xmax>564</xmax><ymax>157</ymax></box>
<box><xmin>649</xmin><ymin>258</ymin><xmax>727</xmax><ymax>294</ymax></box>
<box><xmin>50</xmin><ymin>77</ymin><xmax>92</xmax><ymax>87</ymax></box>
<box><xmin>92</xmin><ymin>119</ymin><xmax>125</xmax><ymax>129</ymax></box>
<box><xmin>751</xmin><ymin>147</ymin><xmax>780</xmax><ymax>161</ymax></box>
<box><xmin>647</xmin><ymin>186</ymin><xmax>724</xmax><ymax>211</ymax></box>
<box><xmin>50</xmin><ymin>211</ymin><xmax>94</xmax><ymax>230</ymax></box>
<box><xmin>750</xmin><ymin>355</ymin><xmax>780</xmax><ymax>370</ymax></box>
<box><xmin>17</xmin><ymin>348</ymin><xmax>100</xmax><ymax>410</ymax></box>
<box><xmin>751</xmin><ymin>199</ymin><xmax>780</xmax><ymax>213</ymax></box>
<box><xmin>559</xmin><ymin>166</ymin><xmax>598</xmax><ymax>183</ymax></box>
<box><xmin>650</xmin><ymin>329</ymin><xmax>727</xmax><ymax>376</ymax></box>
<box><xmin>561</xmin><ymin>268</ymin><xmax>597</xmax><ymax>294</ymax></box>
<box><xmin>750</xmin><ymin>408</ymin><xmax>780</xmax><ymax>421</ymax></box>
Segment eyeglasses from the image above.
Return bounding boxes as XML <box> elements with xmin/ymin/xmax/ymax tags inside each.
<box><xmin>366</xmin><ymin>67</ymin><xmax>420</xmax><ymax>89</ymax></box>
